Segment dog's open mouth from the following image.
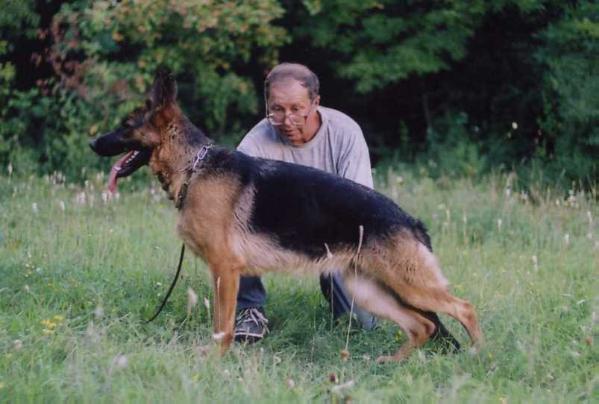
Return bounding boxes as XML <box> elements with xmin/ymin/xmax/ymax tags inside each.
<box><xmin>108</xmin><ymin>149</ymin><xmax>151</xmax><ymax>192</ymax></box>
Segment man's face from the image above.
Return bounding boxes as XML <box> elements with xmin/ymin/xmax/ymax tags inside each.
<box><xmin>267</xmin><ymin>79</ymin><xmax>319</xmax><ymax>146</ymax></box>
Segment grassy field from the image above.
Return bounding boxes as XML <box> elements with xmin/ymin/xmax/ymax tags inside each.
<box><xmin>0</xmin><ymin>169</ymin><xmax>597</xmax><ymax>403</ymax></box>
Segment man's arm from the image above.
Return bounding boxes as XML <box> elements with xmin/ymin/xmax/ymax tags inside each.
<box><xmin>337</xmin><ymin>127</ymin><xmax>374</xmax><ymax>189</ymax></box>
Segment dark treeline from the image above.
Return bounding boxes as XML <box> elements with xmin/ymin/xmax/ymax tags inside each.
<box><xmin>1</xmin><ymin>0</ymin><xmax>597</xmax><ymax>183</ymax></box>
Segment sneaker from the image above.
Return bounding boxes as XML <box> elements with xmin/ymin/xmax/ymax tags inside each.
<box><xmin>234</xmin><ymin>307</ymin><xmax>269</xmax><ymax>343</ymax></box>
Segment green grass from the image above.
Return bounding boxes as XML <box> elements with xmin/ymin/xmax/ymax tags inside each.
<box><xmin>1</xmin><ymin>170</ymin><xmax>597</xmax><ymax>403</ymax></box>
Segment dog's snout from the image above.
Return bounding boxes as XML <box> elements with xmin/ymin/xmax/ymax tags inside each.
<box><xmin>88</xmin><ymin>129</ymin><xmax>130</xmax><ymax>156</ymax></box>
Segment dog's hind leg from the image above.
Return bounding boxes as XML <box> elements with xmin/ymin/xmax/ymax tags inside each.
<box><xmin>211</xmin><ymin>264</ymin><xmax>241</xmax><ymax>354</ymax></box>
<box><xmin>343</xmin><ymin>274</ymin><xmax>436</xmax><ymax>363</ymax></box>
<box><xmin>400</xmin><ymin>286</ymin><xmax>483</xmax><ymax>351</ymax></box>
<box><xmin>369</xmin><ymin>238</ymin><xmax>484</xmax><ymax>351</ymax></box>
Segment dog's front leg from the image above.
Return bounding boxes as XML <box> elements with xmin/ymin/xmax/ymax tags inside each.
<box><xmin>211</xmin><ymin>265</ymin><xmax>241</xmax><ymax>354</ymax></box>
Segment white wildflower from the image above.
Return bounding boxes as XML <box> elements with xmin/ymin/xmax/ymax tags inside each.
<box><xmin>112</xmin><ymin>354</ymin><xmax>128</xmax><ymax>369</ymax></box>
<box><xmin>75</xmin><ymin>192</ymin><xmax>86</xmax><ymax>205</ymax></box>
<box><xmin>101</xmin><ymin>191</ymin><xmax>113</xmax><ymax>204</ymax></box>
<box><xmin>187</xmin><ymin>287</ymin><xmax>198</xmax><ymax>315</ymax></box>
<box><xmin>94</xmin><ymin>306</ymin><xmax>104</xmax><ymax>319</ymax></box>
<box><xmin>566</xmin><ymin>190</ymin><xmax>578</xmax><ymax>208</ymax></box>
<box><xmin>331</xmin><ymin>380</ymin><xmax>355</xmax><ymax>395</ymax></box>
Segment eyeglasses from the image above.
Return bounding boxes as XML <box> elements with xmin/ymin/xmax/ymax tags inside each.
<box><xmin>266</xmin><ymin>102</ymin><xmax>315</xmax><ymax>127</ymax></box>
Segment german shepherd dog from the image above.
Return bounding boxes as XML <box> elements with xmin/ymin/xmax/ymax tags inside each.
<box><xmin>89</xmin><ymin>69</ymin><xmax>482</xmax><ymax>362</ymax></box>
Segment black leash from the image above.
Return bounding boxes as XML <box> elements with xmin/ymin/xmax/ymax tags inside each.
<box><xmin>147</xmin><ymin>243</ymin><xmax>186</xmax><ymax>323</ymax></box>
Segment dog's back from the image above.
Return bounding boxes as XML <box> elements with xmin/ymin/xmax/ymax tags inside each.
<box><xmin>201</xmin><ymin>148</ymin><xmax>430</xmax><ymax>259</ymax></box>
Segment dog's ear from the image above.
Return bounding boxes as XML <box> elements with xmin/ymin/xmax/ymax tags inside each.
<box><xmin>149</xmin><ymin>67</ymin><xmax>177</xmax><ymax>108</ymax></box>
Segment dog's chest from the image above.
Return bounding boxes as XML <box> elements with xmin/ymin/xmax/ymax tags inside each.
<box><xmin>175</xmin><ymin>174</ymin><xmax>244</xmax><ymax>262</ymax></box>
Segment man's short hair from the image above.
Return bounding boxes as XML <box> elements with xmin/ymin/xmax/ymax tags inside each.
<box><xmin>264</xmin><ymin>63</ymin><xmax>320</xmax><ymax>102</ymax></box>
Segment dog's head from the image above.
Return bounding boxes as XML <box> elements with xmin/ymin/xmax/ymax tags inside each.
<box><xmin>89</xmin><ymin>68</ymin><xmax>178</xmax><ymax>191</ymax></box>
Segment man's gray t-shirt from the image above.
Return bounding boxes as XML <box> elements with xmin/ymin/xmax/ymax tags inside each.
<box><xmin>237</xmin><ymin>106</ymin><xmax>373</xmax><ymax>188</ymax></box>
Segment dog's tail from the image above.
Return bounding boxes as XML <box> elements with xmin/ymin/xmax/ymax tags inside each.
<box><xmin>412</xmin><ymin>219</ymin><xmax>433</xmax><ymax>252</ymax></box>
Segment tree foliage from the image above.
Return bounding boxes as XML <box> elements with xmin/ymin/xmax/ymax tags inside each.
<box><xmin>0</xmin><ymin>0</ymin><xmax>596</xmax><ymax>182</ymax></box>
<box><xmin>1</xmin><ymin>0</ymin><xmax>286</xmax><ymax>178</ymax></box>
<box><xmin>536</xmin><ymin>2</ymin><xmax>599</xmax><ymax>180</ymax></box>
<box><xmin>296</xmin><ymin>0</ymin><xmax>485</xmax><ymax>93</ymax></box>
<box><xmin>287</xmin><ymin>0</ymin><xmax>596</xmax><ymax>181</ymax></box>
<box><xmin>53</xmin><ymin>0</ymin><xmax>285</xmax><ymax>132</ymax></box>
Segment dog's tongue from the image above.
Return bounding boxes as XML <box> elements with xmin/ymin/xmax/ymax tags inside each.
<box><xmin>108</xmin><ymin>151</ymin><xmax>135</xmax><ymax>193</ymax></box>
